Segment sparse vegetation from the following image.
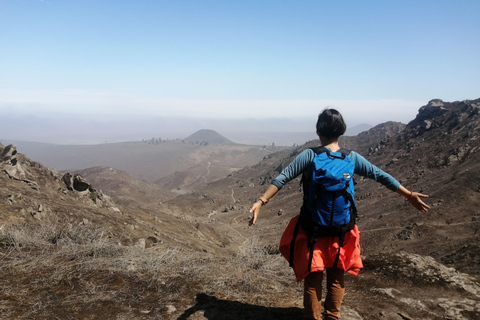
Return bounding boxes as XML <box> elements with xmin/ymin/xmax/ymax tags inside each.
<box><xmin>89</xmin><ymin>191</ymin><xmax>98</xmax><ymax>203</ymax></box>
<box><xmin>0</xmin><ymin>219</ymin><xmax>302</xmax><ymax>319</ymax></box>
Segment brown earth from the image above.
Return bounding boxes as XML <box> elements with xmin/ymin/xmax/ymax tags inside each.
<box><xmin>1</xmin><ymin>98</ymin><xmax>479</xmax><ymax>319</ymax></box>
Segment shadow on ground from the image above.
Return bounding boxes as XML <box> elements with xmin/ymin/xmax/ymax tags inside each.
<box><xmin>177</xmin><ymin>293</ymin><xmax>303</xmax><ymax>320</ymax></box>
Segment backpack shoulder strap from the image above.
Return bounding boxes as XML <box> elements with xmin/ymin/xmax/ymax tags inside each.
<box><xmin>311</xmin><ymin>147</ymin><xmax>352</xmax><ymax>157</ymax></box>
<box><xmin>301</xmin><ymin>147</ymin><xmax>325</xmax><ymax>190</ymax></box>
<box><xmin>337</xmin><ymin>148</ymin><xmax>351</xmax><ymax>156</ymax></box>
<box><xmin>310</xmin><ymin>146</ymin><xmax>328</xmax><ymax>155</ymax></box>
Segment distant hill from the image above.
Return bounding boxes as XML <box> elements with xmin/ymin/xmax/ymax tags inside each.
<box><xmin>345</xmin><ymin>123</ymin><xmax>373</xmax><ymax>136</ymax></box>
<box><xmin>183</xmin><ymin>129</ymin><xmax>234</xmax><ymax>145</ymax></box>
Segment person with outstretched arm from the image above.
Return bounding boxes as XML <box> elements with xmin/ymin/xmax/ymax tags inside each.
<box><xmin>249</xmin><ymin>108</ymin><xmax>430</xmax><ymax>320</ymax></box>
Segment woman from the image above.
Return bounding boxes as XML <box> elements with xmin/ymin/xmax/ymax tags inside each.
<box><xmin>249</xmin><ymin>109</ymin><xmax>430</xmax><ymax>320</ymax></box>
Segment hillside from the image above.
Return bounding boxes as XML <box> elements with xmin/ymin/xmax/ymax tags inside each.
<box><xmin>67</xmin><ymin>166</ymin><xmax>177</xmax><ymax>208</ymax></box>
<box><xmin>0</xmin><ymin>142</ymin><xmax>261</xmax><ymax>319</ymax></box>
<box><xmin>1</xmin><ymin>98</ymin><xmax>479</xmax><ymax>319</ymax></box>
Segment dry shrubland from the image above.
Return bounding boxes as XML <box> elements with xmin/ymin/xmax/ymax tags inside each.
<box><xmin>0</xmin><ymin>218</ymin><xmax>302</xmax><ymax>320</ymax></box>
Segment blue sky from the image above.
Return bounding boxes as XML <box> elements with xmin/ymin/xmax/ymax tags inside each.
<box><xmin>1</xmin><ymin>0</ymin><xmax>479</xmax><ymax>143</ymax></box>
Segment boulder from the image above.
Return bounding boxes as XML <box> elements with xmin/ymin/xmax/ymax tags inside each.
<box><xmin>0</xmin><ymin>144</ymin><xmax>26</xmax><ymax>180</ymax></box>
<box><xmin>62</xmin><ymin>173</ymin><xmax>93</xmax><ymax>192</ymax></box>
<box><xmin>62</xmin><ymin>172</ymin><xmax>119</xmax><ymax>210</ymax></box>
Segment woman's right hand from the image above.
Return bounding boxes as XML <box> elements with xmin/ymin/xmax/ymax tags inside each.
<box><xmin>248</xmin><ymin>185</ymin><xmax>279</xmax><ymax>226</ymax></box>
<box><xmin>248</xmin><ymin>201</ymin><xmax>263</xmax><ymax>226</ymax></box>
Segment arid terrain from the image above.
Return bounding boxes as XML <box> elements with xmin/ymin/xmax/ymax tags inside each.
<box><xmin>3</xmin><ymin>130</ymin><xmax>288</xmax><ymax>183</ymax></box>
<box><xmin>1</xmin><ymin>99</ymin><xmax>479</xmax><ymax>319</ymax></box>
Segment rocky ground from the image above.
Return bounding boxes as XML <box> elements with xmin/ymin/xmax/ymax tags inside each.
<box><xmin>1</xmin><ymin>98</ymin><xmax>479</xmax><ymax>319</ymax></box>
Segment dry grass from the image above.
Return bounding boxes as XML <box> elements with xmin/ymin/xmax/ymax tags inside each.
<box><xmin>5</xmin><ymin>219</ymin><xmax>473</xmax><ymax>320</ymax></box>
<box><xmin>0</xmin><ymin>220</ymin><xmax>302</xmax><ymax>320</ymax></box>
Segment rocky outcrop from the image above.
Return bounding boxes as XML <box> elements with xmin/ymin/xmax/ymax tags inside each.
<box><xmin>390</xmin><ymin>252</ymin><xmax>479</xmax><ymax>295</ymax></box>
<box><xmin>407</xmin><ymin>98</ymin><xmax>480</xmax><ymax>138</ymax></box>
<box><xmin>0</xmin><ymin>144</ymin><xmax>40</xmax><ymax>190</ymax></box>
<box><xmin>362</xmin><ymin>98</ymin><xmax>480</xmax><ymax>170</ymax></box>
<box><xmin>62</xmin><ymin>172</ymin><xmax>94</xmax><ymax>192</ymax></box>
<box><xmin>366</xmin><ymin>252</ymin><xmax>480</xmax><ymax>320</ymax></box>
<box><xmin>2</xmin><ymin>143</ymin><xmax>119</xmax><ymax>211</ymax></box>
<box><xmin>0</xmin><ymin>144</ymin><xmax>26</xmax><ymax>180</ymax></box>
<box><xmin>61</xmin><ymin>172</ymin><xmax>119</xmax><ymax>210</ymax></box>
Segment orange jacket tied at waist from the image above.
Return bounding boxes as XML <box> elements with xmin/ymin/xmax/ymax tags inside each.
<box><xmin>279</xmin><ymin>215</ymin><xmax>363</xmax><ymax>282</ymax></box>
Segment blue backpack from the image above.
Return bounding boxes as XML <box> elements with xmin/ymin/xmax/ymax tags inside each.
<box><xmin>289</xmin><ymin>147</ymin><xmax>357</xmax><ymax>271</ymax></box>
<box><xmin>305</xmin><ymin>146</ymin><xmax>356</xmax><ymax>228</ymax></box>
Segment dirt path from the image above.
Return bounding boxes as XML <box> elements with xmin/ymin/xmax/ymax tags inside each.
<box><xmin>361</xmin><ymin>221</ymin><xmax>477</xmax><ymax>233</ymax></box>
<box><xmin>203</xmin><ymin>161</ymin><xmax>211</xmax><ymax>183</ymax></box>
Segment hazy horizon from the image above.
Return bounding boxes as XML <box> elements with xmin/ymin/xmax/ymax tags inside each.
<box><xmin>0</xmin><ymin>115</ymin><xmax>374</xmax><ymax>146</ymax></box>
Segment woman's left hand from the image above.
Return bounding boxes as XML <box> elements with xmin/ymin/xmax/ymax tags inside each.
<box><xmin>408</xmin><ymin>192</ymin><xmax>430</xmax><ymax>212</ymax></box>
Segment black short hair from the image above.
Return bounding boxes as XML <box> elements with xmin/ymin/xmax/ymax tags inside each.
<box><xmin>316</xmin><ymin>108</ymin><xmax>347</xmax><ymax>138</ymax></box>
